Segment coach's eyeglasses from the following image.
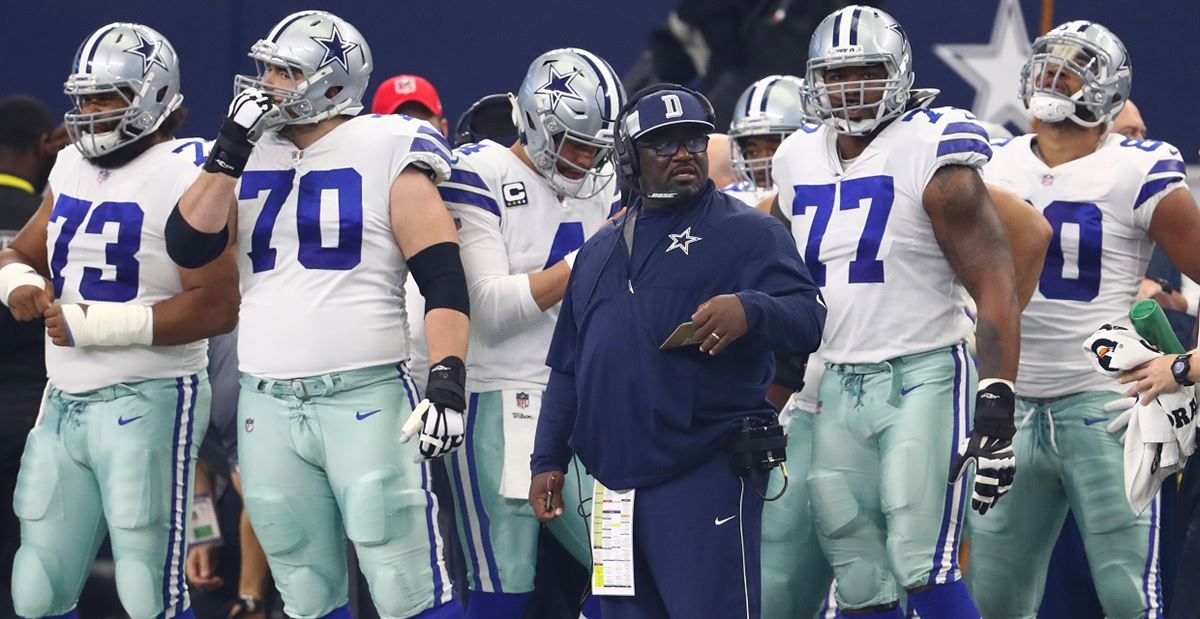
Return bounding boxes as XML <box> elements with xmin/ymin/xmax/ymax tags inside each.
<box><xmin>642</xmin><ymin>135</ymin><xmax>710</xmax><ymax>157</ymax></box>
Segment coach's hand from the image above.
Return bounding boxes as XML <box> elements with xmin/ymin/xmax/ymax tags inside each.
<box><xmin>5</xmin><ymin>277</ymin><xmax>53</xmax><ymax>322</ymax></box>
<box><xmin>948</xmin><ymin>379</ymin><xmax>1017</xmax><ymax>516</ymax></box>
<box><xmin>530</xmin><ymin>470</ymin><xmax>565</xmax><ymax>522</ymax></box>
<box><xmin>184</xmin><ymin>544</ymin><xmax>224</xmax><ymax>592</ymax></box>
<box><xmin>692</xmin><ymin>294</ymin><xmax>748</xmax><ymax>356</ymax></box>
<box><xmin>401</xmin><ymin>356</ymin><xmax>467</xmax><ymax>461</ymax></box>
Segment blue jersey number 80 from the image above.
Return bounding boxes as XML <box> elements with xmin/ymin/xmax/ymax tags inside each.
<box><xmin>241</xmin><ymin>168</ymin><xmax>364</xmax><ymax>273</ymax></box>
<box><xmin>1039</xmin><ymin>200</ymin><xmax>1103</xmax><ymax>301</ymax></box>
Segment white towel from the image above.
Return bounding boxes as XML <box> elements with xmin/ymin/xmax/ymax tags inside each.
<box><xmin>1083</xmin><ymin>324</ymin><xmax>1198</xmax><ymax>514</ymax></box>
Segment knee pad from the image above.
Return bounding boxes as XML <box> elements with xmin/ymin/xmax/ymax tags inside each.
<box><xmin>966</xmin><ymin>556</ymin><xmax>1031</xmax><ymax>618</ymax></box>
<box><xmin>808</xmin><ymin>470</ymin><xmax>865</xmax><ymax>539</ymax></box>
<box><xmin>368</xmin><ymin>560</ymin><xmax>435</xmax><ymax>618</ymax></box>
<box><xmin>880</xmin><ymin>439</ymin><xmax>929</xmax><ymax>515</ymax></box>
<box><xmin>114</xmin><ymin>557</ymin><xmax>164</xmax><ymax>619</ymax></box>
<box><xmin>12</xmin><ymin>545</ymin><xmax>61</xmax><ymax>618</ymax></box>
<box><xmin>13</xmin><ymin>431</ymin><xmax>64</xmax><ymax>524</ymax></box>
<box><xmin>835</xmin><ymin>561</ymin><xmax>899</xmax><ymax>610</ymax></box>
<box><xmin>1074</xmin><ymin>463</ymin><xmax>1138</xmax><ymax>535</ymax></box>
<box><xmin>243</xmin><ymin>494</ymin><xmax>337</xmax><ymax>618</ymax></box>
<box><xmin>104</xmin><ymin>448</ymin><xmax>165</xmax><ymax>530</ymax></box>
<box><xmin>343</xmin><ymin>467</ymin><xmax>426</xmax><ymax>546</ymax></box>
<box><xmin>1093</xmin><ymin>557</ymin><xmax>1157</xmax><ymax>619</ymax></box>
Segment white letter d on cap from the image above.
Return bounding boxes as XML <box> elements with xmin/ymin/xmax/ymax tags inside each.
<box><xmin>662</xmin><ymin>94</ymin><xmax>683</xmax><ymax>118</ymax></box>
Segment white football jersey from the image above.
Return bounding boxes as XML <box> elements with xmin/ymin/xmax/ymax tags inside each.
<box><xmin>984</xmin><ymin>133</ymin><xmax>1188</xmax><ymax>398</ymax></box>
<box><xmin>721</xmin><ymin>179</ymin><xmax>772</xmax><ymax>208</ymax></box>
<box><xmin>236</xmin><ymin>114</ymin><xmax>452</xmax><ymax>379</ymax></box>
<box><xmin>439</xmin><ymin>140</ymin><xmax>620</xmax><ymax>392</ymax></box>
<box><xmin>773</xmin><ymin>108</ymin><xmax>989</xmax><ymax>363</ymax></box>
<box><xmin>45</xmin><ymin>138</ymin><xmax>210</xmax><ymax>392</ymax></box>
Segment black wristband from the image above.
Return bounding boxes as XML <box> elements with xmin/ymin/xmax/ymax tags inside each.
<box><xmin>974</xmin><ymin>381</ymin><xmax>1016</xmax><ymax>440</ymax></box>
<box><xmin>203</xmin><ymin>118</ymin><xmax>254</xmax><ymax>178</ymax></box>
<box><xmin>426</xmin><ymin>356</ymin><xmax>466</xmax><ymax>412</ymax></box>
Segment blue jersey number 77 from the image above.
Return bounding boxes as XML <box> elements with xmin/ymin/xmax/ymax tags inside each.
<box><xmin>791</xmin><ymin>175</ymin><xmax>895</xmax><ymax>287</ymax></box>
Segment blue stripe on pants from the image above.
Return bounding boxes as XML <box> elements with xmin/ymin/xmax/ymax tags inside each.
<box><xmin>162</xmin><ymin>375</ymin><xmax>197</xmax><ymax>617</ymax></box>
<box><xmin>929</xmin><ymin>344</ymin><xmax>968</xmax><ymax>585</ymax></box>
<box><xmin>398</xmin><ymin>368</ymin><xmax>449</xmax><ymax>604</ymax></box>
<box><xmin>464</xmin><ymin>393</ymin><xmax>504</xmax><ymax>592</ymax></box>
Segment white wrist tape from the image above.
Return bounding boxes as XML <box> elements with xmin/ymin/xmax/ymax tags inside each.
<box><xmin>61</xmin><ymin>303</ymin><xmax>154</xmax><ymax>347</ymax></box>
<box><xmin>978</xmin><ymin>378</ymin><xmax>1016</xmax><ymax>392</ymax></box>
<box><xmin>0</xmin><ymin>263</ymin><xmax>47</xmax><ymax>307</ymax></box>
<box><xmin>564</xmin><ymin>249</ymin><xmax>580</xmax><ymax>270</ymax></box>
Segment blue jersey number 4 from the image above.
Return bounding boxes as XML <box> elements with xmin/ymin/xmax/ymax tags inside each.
<box><xmin>791</xmin><ymin>175</ymin><xmax>894</xmax><ymax>286</ymax></box>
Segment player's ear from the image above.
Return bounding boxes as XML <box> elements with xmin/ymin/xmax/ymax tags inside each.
<box><xmin>325</xmin><ymin>86</ymin><xmax>343</xmax><ymax>100</ymax></box>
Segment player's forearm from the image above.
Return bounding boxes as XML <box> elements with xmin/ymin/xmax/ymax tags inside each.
<box><xmin>151</xmin><ymin>282</ymin><xmax>239</xmax><ymax>346</ymax></box>
<box><xmin>972</xmin><ymin>289</ymin><xmax>1021</xmax><ymax>381</ymax></box>
<box><xmin>529</xmin><ymin>261</ymin><xmax>570</xmax><ymax>311</ymax></box>
<box><xmin>179</xmin><ymin>173</ymin><xmax>237</xmax><ymax>233</ymax></box>
<box><xmin>424</xmin><ymin>308</ymin><xmax>469</xmax><ymax>363</ymax></box>
<box><xmin>468</xmin><ymin>273</ymin><xmax>547</xmax><ymax>333</ymax></box>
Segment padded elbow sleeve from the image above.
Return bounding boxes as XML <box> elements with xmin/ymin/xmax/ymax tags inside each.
<box><xmin>165</xmin><ymin>204</ymin><xmax>228</xmax><ymax>269</ymax></box>
<box><xmin>408</xmin><ymin>241</ymin><xmax>470</xmax><ymax>317</ymax></box>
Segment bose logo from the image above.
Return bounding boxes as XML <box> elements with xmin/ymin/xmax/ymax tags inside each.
<box><xmin>662</xmin><ymin>94</ymin><xmax>683</xmax><ymax>118</ymax></box>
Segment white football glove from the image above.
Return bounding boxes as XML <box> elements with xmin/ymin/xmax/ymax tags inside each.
<box><xmin>226</xmin><ymin>88</ymin><xmax>280</xmax><ymax>143</ymax></box>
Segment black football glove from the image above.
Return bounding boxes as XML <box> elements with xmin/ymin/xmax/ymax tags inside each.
<box><xmin>401</xmin><ymin>356</ymin><xmax>467</xmax><ymax>461</ymax></box>
<box><xmin>203</xmin><ymin>88</ymin><xmax>279</xmax><ymax>178</ymax></box>
<box><xmin>949</xmin><ymin>379</ymin><xmax>1017</xmax><ymax>516</ymax></box>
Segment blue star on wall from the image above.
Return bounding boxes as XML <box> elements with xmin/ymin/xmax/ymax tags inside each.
<box><xmin>534</xmin><ymin>64</ymin><xmax>584</xmax><ymax>112</ymax></box>
<box><xmin>312</xmin><ymin>24</ymin><xmax>359</xmax><ymax>71</ymax></box>
<box><xmin>124</xmin><ymin>31</ymin><xmax>168</xmax><ymax>74</ymax></box>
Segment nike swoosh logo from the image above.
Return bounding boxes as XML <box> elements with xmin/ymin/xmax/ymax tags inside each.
<box><xmin>117</xmin><ymin>415</ymin><xmax>144</xmax><ymax>426</ymax></box>
<box><xmin>714</xmin><ymin>515</ymin><xmax>736</xmax><ymax>526</ymax></box>
<box><xmin>900</xmin><ymin>383</ymin><xmax>926</xmax><ymax>396</ymax></box>
<box><xmin>1083</xmin><ymin>417</ymin><xmax>1107</xmax><ymax>426</ymax></box>
<box><xmin>356</xmin><ymin>409</ymin><xmax>381</xmax><ymax>421</ymax></box>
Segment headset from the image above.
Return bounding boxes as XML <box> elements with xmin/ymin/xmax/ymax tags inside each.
<box><xmin>613</xmin><ymin>83</ymin><xmax>716</xmax><ymax>189</ymax></box>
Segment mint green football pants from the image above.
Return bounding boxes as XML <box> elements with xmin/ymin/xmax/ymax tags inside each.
<box><xmin>967</xmin><ymin>391</ymin><xmax>1163</xmax><ymax>619</ymax></box>
<box><xmin>12</xmin><ymin>373</ymin><xmax>209</xmax><ymax>619</ymax></box>
<box><xmin>762</xmin><ymin>409</ymin><xmax>835</xmax><ymax>619</ymax></box>
<box><xmin>808</xmin><ymin>344</ymin><xmax>974</xmax><ymax>611</ymax></box>
<box><xmin>236</xmin><ymin>364</ymin><xmax>454</xmax><ymax>619</ymax></box>
<box><xmin>445</xmin><ymin>390</ymin><xmax>593</xmax><ymax>594</ymax></box>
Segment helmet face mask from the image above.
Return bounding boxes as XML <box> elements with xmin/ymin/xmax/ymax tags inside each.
<box><xmin>729</xmin><ymin>74</ymin><xmax>807</xmax><ymax>188</ymax></box>
<box><xmin>63</xmin><ymin>23</ymin><xmax>183</xmax><ymax>160</ymax></box>
<box><xmin>235</xmin><ymin>11</ymin><xmax>372</xmax><ymax>132</ymax></box>
<box><xmin>802</xmin><ymin>6</ymin><xmax>915</xmax><ymax>136</ymax></box>
<box><xmin>1020</xmin><ymin>21</ymin><xmax>1131</xmax><ymax>127</ymax></box>
<box><xmin>512</xmin><ymin>48</ymin><xmax>625</xmax><ymax>199</ymax></box>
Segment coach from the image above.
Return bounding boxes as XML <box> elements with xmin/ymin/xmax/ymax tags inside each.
<box><xmin>528</xmin><ymin>85</ymin><xmax>825</xmax><ymax>618</ymax></box>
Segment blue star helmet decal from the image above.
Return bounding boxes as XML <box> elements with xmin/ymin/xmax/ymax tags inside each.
<box><xmin>124</xmin><ymin>30</ymin><xmax>168</xmax><ymax>75</ymax></box>
<box><xmin>534</xmin><ymin>63</ymin><xmax>585</xmax><ymax>114</ymax></box>
<box><xmin>312</xmin><ymin>23</ymin><xmax>360</xmax><ymax>71</ymax></box>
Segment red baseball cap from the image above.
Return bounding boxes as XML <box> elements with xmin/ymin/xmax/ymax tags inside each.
<box><xmin>371</xmin><ymin>74</ymin><xmax>444</xmax><ymax>117</ymax></box>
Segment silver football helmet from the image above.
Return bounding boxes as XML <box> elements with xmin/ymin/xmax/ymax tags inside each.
<box><xmin>730</xmin><ymin>75</ymin><xmax>806</xmax><ymax>188</ymax></box>
<box><xmin>235</xmin><ymin>10</ymin><xmax>372</xmax><ymax>130</ymax></box>
<box><xmin>802</xmin><ymin>5</ymin><xmax>914</xmax><ymax>135</ymax></box>
<box><xmin>1020</xmin><ymin>21</ymin><xmax>1131</xmax><ymax>128</ymax></box>
<box><xmin>63</xmin><ymin>23</ymin><xmax>184</xmax><ymax>159</ymax></box>
<box><xmin>511</xmin><ymin>48</ymin><xmax>626</xmax><ymax>198</ymax></box>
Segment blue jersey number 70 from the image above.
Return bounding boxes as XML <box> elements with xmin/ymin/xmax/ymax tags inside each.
<box><xmin>241</xmin><ymin>168</ymin><xmax>364</xmax><ymax>273</ymax></box>
<box><xmin>791</xmin><ymin>175</ymin><xmax>894</xmax><ymax>286</ymax></box>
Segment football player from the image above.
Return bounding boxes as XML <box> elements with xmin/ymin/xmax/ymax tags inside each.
<box><xmin>968</xmin><ymin>21</ymin><xmax>1200</xmax><ymax>618</ymax></box>
<box><xmin>770</xmin><ymin>6</ymin><xmax>1023</xmax><ymax>616</ymax></box>
<box><xmin>723</xmin><ymin>74</ymin><xmax>807</xmax><ymax>207</ymax></box>
<box><xmin>0</xmin><ymin>23</ymin><xmax>238</xmax><ymax>619</ymax></box>
<box><xmin>168</xmin><ymin>10</ymin><xmax>468</xmax><ymax>619</ymax></box>
<box><xmin>436</xmin><ymin>47</ymin><xmax>623</xmax><ymax>619</ymax></box>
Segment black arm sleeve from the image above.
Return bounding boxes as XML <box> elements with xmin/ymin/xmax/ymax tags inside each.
<box><xmin>165</xmin><ymin>204</ymin><xmax>229</xmax><ymax>269</ymax></box>
<box><xmin>408</xmin><ymin>241</ymin><xmax>470</xmax><ymax>316</ymax></box>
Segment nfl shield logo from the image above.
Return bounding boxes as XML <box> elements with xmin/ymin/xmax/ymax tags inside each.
<box><xmin>244</xmin><ymin>418</ymin><xmax>255</xmax><ymax>433</ymax></box>
<box><xmin>97</xmin><ymin>169</ymin><xmax>110</xmax><ymax>183</ymax></box>
<box><xmin>515</xmin><ymin>392</ymin><xmax>529</xmax><ymax>409</ymax></box>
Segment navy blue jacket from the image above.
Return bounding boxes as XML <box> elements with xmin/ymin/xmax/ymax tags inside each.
<box><xmin>531</xmin><ymin>182</ymin><xmax>826</xmax><ymax>489</ymax></box>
